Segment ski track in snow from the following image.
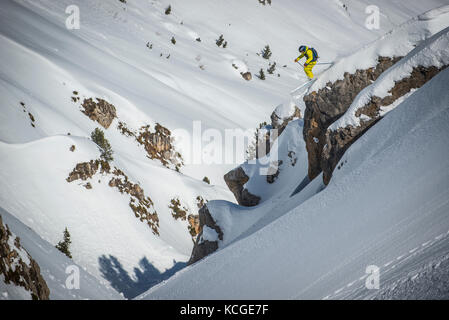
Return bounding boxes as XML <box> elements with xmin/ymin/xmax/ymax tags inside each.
<box><xmin>322</xmin><ymin>229</ymin><xmax>449</xmax><ymax>300</ymax></box>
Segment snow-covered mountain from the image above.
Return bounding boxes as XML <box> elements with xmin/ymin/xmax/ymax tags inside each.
<box><xmin>1</xmin><ymin>0</ymin><xmax>448</xmax><ymax>300</ymax></box>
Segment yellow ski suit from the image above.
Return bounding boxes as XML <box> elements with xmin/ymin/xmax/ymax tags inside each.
<box><xmin>295</xmin><ymin>47</ymin><xmax>317</xmax><ymax>79</ymax></box>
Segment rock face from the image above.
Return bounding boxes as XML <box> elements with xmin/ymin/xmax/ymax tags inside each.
<box><xmin>270</xmin><ymin>104</ymin><xmax>301</xmax><ymax>137</ymax></box>
<box><xmin>67</xmin><ymin>160</ymin><xmax>159</xmax><ymax>235</ymax></box>
<box><xmin>81</xmin><ymin>98</ymin><xmax>117</xmax><ymax>129</ymax></box>
<box><xmin>242</xmin><ymin>72</ymin><xmax>252</xmax><ymax>81</ymax></box>
<box><xmin>188</xmin><ymin>205</ymin><xmax>223</xmax><ymax>265</ymax></box>
<box><xmin>0</xmin><ymin>215</ymin><xmax>50</xmax><ymax>300</ymax></box>
<box><xmin>110</xmin><ymin>168</ymin><xmax>160</xmax><ymax>235</ymax></box>
<box><xmin>66</xmin><ymin>159</ymin><xmax>110</xmax><ymax>183</ymax></box>
<box><xmin>266</xmin><ymin>160</ymin><xmax>283</xmax><ymax>184</ymax></box>
<box><xmin>224</xmin><ymin>167</ymin><xmax>261</xmax><ymax>207</ymax></box>
<box><xmin>118</xmin><ymin>122</ymin><xmax>184</xmax><ymax>171</ymax></box>
<box><xmin>321</xmin><ymin>64</ymin><xmax>447</xmax><ymax>184</ymax></box>
<box><xmin>188</xmin><ymin>215</ymin><xmax>200</xmax><ymax>238</ymax></box>
<box><xmin>303</xmin><ymin>57</ymin><xmax>401</xmax><ymax>181</ymax></box>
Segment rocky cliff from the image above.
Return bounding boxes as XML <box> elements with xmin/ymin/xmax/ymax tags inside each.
<box><xmin>0</xmin><ymin>215</ymin><xmax>50</xmax><ymax>300</ymax></box>
<box><xmin>303</xmin><ymin>56</ymin><xmax>401</xmax><ymax>181</ymax></box>
<box><xmin>188</xmin><ymin>205</ymin><xmax>223</xmax><ymax>265</ymax></box>
<box><xmin>322</xmin><ymin>64</ymin><xmax>447</xmax><ymax>184</ymax></box>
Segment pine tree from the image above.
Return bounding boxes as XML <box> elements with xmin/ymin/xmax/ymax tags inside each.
<box><xmin>171</xmin><ymin>36</ymin><xmax>176</xmax><ymax>45</ymax></box>
<box><xmin>216</xmin><ymin>35</ymin><xmax>224</xmax><ymax>47</ymax></box>
<box><xmin>267</xmin><ymin>62</ymin><xmax>276</xmax><ymax>74</ymax></box>
<box><xmin>257</xmin><ymin>68</ymin><xmax>266</xmax><ymax>80</ymax></box>
<box><xmin>165</xmin><ymin>5</ymin><xmax>171</xmax><ymax>15</ymax></box>
<box><xmin>91</xmin><ymin>128</ymin><xmax>114</xmax><ymax>161</ymax></box>
<box><xmin>203</xmin><ymin>176</ymin><xmax>211</xmax><ymax>184</ymax></box>
<box><xmin>55</xmin><ymin>228</ymin><xmax>72</xmax><ymax>259</ymax></box>
<box><xmin>261</xmin><ymin>45</ymin><xmax>272</xmax><ymax>59</ymax></box>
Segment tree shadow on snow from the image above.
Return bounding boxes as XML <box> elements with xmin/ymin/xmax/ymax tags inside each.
<box><xmin>98</xmin><ymin>255</ymin><xmax>186</xmax><ymax>299</ymax></box>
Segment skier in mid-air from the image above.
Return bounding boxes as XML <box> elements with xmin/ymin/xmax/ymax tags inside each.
<box><xmin>294</xmin><ymin>45</ymin><xmax>319</xmax><ymax>80</ymax></box>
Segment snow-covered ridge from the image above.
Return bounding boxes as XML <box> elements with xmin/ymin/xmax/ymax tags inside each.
<box><xmin>311</xmin><ymin>4</ymin><xmax>449</xmax><ymax>92</ymax></box>
<box><xmin>329</xmin><ymin>26</ymin><xmax>449</xmax><ymax>130</ymax></box>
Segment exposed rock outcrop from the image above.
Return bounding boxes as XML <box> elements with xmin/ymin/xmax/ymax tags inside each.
<box><xmin>188</xmin><ymin>205</ymin><xmax>223</xmax><ymax>265</ymax></box>
<box><xmin>322</xmin><ymin>64</ymin><xmax>447</xmax><ymax>184</ymax></box>
<box><xmin>66</xmin><ymin>159</ymin><xmax>110</xmax><ymax>183</ymax></box>
<box><xmin>270</xmin><ymin>103</ymin><xmax>301</xmax><ymax>137</ymax></box>
<box><xmin>188</xmin><ymin>215</ymin><xmax>200</xmax><ymax>238</ymax></box>
<box><xmin>303</xmin><ymin>57</ymin><xmax>402</xmax><ymax>180</ymax></box>
<box><xmin>241</xmin><ymin>72</ymin><xmax>252</xmax><ymax>81</ymax></box>
<box><xmin>224</xmin><ymin>167</ymin><xmax>261</xmax><ymax>207</ymax></box>
<box><xmin>0</xmin><ymin>215</ymin><xmax>50</xmax><ymax>300</ymax></box>
<box><xmin>266</xmin><ymin>160</ymin><xmax>283</xmax><ymax>184</ymax></box>
<box><xmin>118</xmin><ymin>122</ymin><xmax>184</xmax><ymax>171</ymax></box>
<box><xmin>67</xmin><ymin>161</ymin><xmax>159</xmax><ymax>235</ymax></box>
<box><xmin>169</xmin><ymin>197</ymin><xmax>188</xmax><ymax>221</ymax></box>
<box><xmin>81</xmin><ymin>98</ymin><xmax>117</xmax><ymax>129</ymax></box>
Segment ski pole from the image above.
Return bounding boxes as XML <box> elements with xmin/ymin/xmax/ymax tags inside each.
<box><xmin>316</xmin><ymin>62</ymin><xmax>334</xmax><ymax>65</ymax></box>
<box><xmin>296</xmin><ymin>61</ymin><xmax>305</xmax><ymax>69</ymax></box>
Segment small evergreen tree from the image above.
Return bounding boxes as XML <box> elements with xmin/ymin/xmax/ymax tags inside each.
<box><xmin>171</xmin><ymin>36</ymin><xmax>176</xmax><ymax>45</ymax></box>
<box><xmin>223</xmin><ymin>41</ymin><xmax>228</xmax><ymax>48</ymax></box>
<box><xmin>267</xmin><ymin>62</ymin><xmax>276</xmax><ymax>74</ymax></box>
<box><xmin>216</xmin><ymin>35</ymin><xmax>224</xmax><ymax>47</ymax></box>
<box><xmin>203</xmin><ymin>176</ymin><xmax>211</xmax><ymax>184</ymax></box>
<box><xmin>257</xmin><ymin>68</ymin><xmax>266</xmax><ymax>80</ymax></box>
<box><xmin>165</xmin><ymin>5</ymin><xmax>171</xmax><ymax>15</ymax></box>
<box><xmin>261</xmin><ymin>45</ymin><xmax>272</xmax><ymax>59</ymax></box>
<box><xmin>91</xmin><ymin>128</ymin><xmax>114</xmax><ymax>161</ymax></box>
<box><xmin>55</xmin><ymin>227</ymin><xmax>72</xmax><ymax>259</ymax></box>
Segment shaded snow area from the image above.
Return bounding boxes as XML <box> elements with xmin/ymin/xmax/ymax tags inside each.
<box><xmin>141</xmin><ymin>68</ymin><xmax>449</xmax><ymax>300</ymax></box>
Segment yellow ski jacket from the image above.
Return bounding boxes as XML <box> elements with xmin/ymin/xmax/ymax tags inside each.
<box><xmin>295</xmin><ymin>47</ymin><xmax>315</xmax><ymax>65</ymax></box>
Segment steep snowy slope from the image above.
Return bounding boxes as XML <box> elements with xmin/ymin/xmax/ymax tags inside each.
<box><xmin>0</xmin><ymin>207</ymin><xmax>122</xmax><ymax>300</ymax></box>
<box><xmin>141</xmin><ymin>68</ymin><xmax>449</xmax><ymax>299</ymax></box>
<box><xmin>1</xmin><ymin>0</ymin><xmax>447</xmax><ymax>299</ymax></box>
<box><xmin>0</xmin><ymin>0</ymin><xmax>445</xmax><ymax>182</ymax></box>
<box><xmin>0</xmin><ymin>134</ymin><xmax>234</xmax><ymax>299</ymax></box>
<box><xmin>192</xmin><ymin>7</ymin><xmax>449</xmax><ymax>262</ymax></box>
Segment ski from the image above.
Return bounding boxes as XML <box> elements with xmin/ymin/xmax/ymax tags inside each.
<box><xmin>290</xmin><ymin>78</ymin><xmax>316</xmax><ymax>95</ymax></box>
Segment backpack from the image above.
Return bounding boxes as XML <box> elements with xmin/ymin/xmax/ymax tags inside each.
<box><xmin>310</xmin><ymin>48</ymin><xmax>319</xmax><ymax>62</ymax></box>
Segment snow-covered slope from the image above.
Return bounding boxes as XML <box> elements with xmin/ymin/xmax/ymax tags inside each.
<box><xmin>0</xmin><ymin>207</ymin><xmax>122</xmax><ymax>300</ymax></box>
<box><xmin>0</xmin><ymin>133</ymin><xmax>234</xmax><ymax>299</ymax></box>
<box><xmin>1</xmin><ymin>0</ymin><xmax>447</xmax><ymax>299</ymax></box>
<box><xmin>141</xmin><ymin>68</ymin><xmax>449</xmax><ymax>299</ymax></box>
<box><xmin>205</xmin><ymin>119</ymin><xmax>325</xmax><ymax>248</ymax></box>
<box><xmin>0</xmin><ymin>0</ymin><xmax>444</xmax><ymax>182</ymax></box>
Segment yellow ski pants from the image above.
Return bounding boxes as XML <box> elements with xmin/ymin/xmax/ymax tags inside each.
<box><xmin>304</xmin><ymin>61</ymin><xmax>317</xmax><ymax>79</ymax></box>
